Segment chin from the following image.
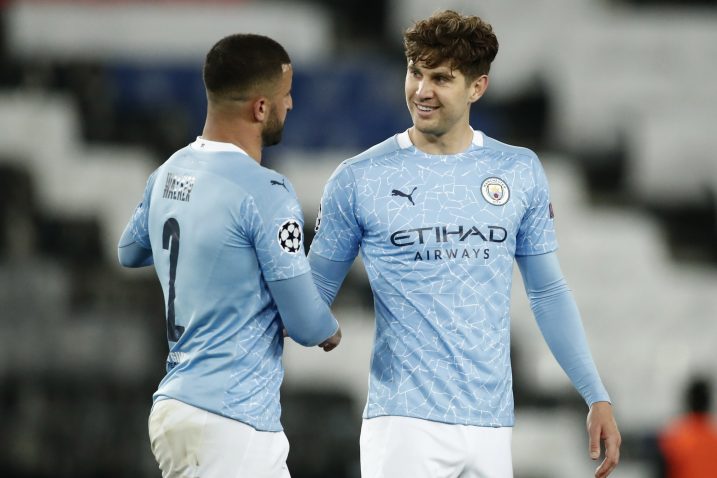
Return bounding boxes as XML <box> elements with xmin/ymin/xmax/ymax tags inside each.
<box><xmin>414</xmin><ymin>123</ymin><xmax>445</xmax><ymax>137</ymax></box>
<box><xmin>262</xmin><ymin>130</ymin><xmax>284</xmax><ymax>148</ymax></box>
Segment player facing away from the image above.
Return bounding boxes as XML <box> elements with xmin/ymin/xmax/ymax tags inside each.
<box><xmin>118</xmin><ymin>34</ymin><xmax>341</xmax><ymax>478</ymax></box>
<box><xmin>308</xmin><ymin>10</ymin><xmax>620</xmax><ymax>478</ymax></box>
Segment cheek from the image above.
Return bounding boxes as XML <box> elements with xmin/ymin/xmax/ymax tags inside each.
<box><xmin>405</xmin><ymin>78</ymin><xmax>417</xmax><ymax>96</ymax></box>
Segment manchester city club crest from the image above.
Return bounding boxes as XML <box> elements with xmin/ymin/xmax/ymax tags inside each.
<box><xmin>480</xmin><ymin>177</ymin><xmax>510</xmax><ymax>206</ymax></box>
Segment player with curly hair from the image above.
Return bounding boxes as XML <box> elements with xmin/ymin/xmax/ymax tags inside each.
<box><xmin>309</xmin><ymin>10</ymin><xmax>620</xmax><ymax>477</ymax></box>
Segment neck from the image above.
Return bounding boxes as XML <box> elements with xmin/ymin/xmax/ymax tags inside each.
<box><xmin>202</xmin><ymin>109</ymin><xmax>263</xmax><ymax>163</ymax></box>
<box><xmin>408</xmin><ymin>124</ymin><xmax>474</xmax><ymax>155</ymax></box>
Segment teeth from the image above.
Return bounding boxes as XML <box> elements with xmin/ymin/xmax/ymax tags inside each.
<box><xmin>417</xmin><ymin>105</ymin><xmax>435</xmax><ymax>112</ymax></box>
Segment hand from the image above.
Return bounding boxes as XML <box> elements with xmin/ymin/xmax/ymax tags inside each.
<box><xmin>318</xmin><ymin>326</ymin><xmax>341</xmax><ymax>352</ymax></box>
<box><xmin>587</xmin><ymin>401</ymin><xmax>621</xmax><ymax>478</ymax></box>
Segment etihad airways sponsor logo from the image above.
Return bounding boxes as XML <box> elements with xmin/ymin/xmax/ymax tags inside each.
<box><xmin>390</xmin><ymin>224</ymin><xmax>507</xmax><ymax>247</ymax></box>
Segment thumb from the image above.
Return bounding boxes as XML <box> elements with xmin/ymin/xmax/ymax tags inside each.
<box><xmin>589</xmin><ymin>425</ymin><xmax>602</xmax><ymax>460</ymax></box>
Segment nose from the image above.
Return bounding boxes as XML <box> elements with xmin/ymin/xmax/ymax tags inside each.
<box><xmin>286</xmin><ymin>95</ymin><xmax>293</xmax><ymax>112</ymax></box>
<box><xmin>416</xmin><ymin>79</ymin><xmax>433</xmax><ymax>99</ymax></box>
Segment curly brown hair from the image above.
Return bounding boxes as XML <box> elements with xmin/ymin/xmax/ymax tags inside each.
<box><xmin>404</xmin><ymin>10</ymin><xmax>499</xmax><ymax>80</ymax></box>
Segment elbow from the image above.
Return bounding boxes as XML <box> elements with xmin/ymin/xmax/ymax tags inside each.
<box><xmin>117</xmin><ymin>247</ymin><xmax>152</xmax><ymax>268</ymax></box>
<box><xmin>118</xmin><ymin>257</ymin><xmax>142</xmax><ymax>268</ymax></box>
<box><xmin>527</xmin><ymin>277</ymin><xmax>570</xmax><ymax>302</ymax></box>
<box><xmin>118</xmin><ymin>250</ymin><xmax>135</xmax><ymax>268</ymax></box>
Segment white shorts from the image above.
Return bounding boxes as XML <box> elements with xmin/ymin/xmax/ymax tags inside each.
<box><xmin>148</xmin><ymin>398</ymin><xmax>291</xmax><ymax>478</ymax></box>
<box><xmin>360</xmin><ymin>415</ymin><xmax>513</xmax><ymax>478</ymax></box>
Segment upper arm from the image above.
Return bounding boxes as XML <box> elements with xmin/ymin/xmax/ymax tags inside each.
<box><xmin>307</xmin><ymin>251</ymin><xmax>354</xmax><ymax>305</ymax></box>
<box><xmin>309</xmin><ymin>164</ymin><xmax>362</xmax><ymax>261</ymax></box>
<box><xmin>248</xmin><ymin>177</ymin><xmax>311</xmax><ymax>281</ymax></box>
<box><xmin>516</xmin><ymin>251</ymin><xmax>565</xmax><ymax>295</ymax></box>
<box><xmin>515</xmin><ymin>155</ymin><xmax>558</xmax><ymax>257</ymax></box>
<box><xmin>118</xmin><ymin>170</ymin><xmax>157</xmax><ymax>267</ymax></box>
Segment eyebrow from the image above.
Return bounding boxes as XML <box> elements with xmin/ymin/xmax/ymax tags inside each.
<box><xmin>409</xmin><ymin>63</ymin><xmax>455</xmax><ymax>77</ymax></box>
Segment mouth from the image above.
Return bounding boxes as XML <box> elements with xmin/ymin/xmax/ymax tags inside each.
<box><xmin>414</xmin><ymin>103</ymin><xmax>438</xmax><ymax>113</ymax></box>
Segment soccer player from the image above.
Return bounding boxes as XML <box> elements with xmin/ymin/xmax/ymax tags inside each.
<box><xmin>308</xmin><ymin>10</ymin><xmax>620</xmax><ymax>478</ymax></box>
<box><xmin>117</xmin><ymin>34</ymin><xmax>341</xmax><ymax>478</ymax></box>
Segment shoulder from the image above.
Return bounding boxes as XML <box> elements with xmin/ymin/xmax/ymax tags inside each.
<box><xmin>328</xmin><ymin>134</ymin><xmax>402</xmax><ymax>183</ymax></box>
<box><xmin>480</xmin><ymin>133</ymin><xmax>540</xmax><ymax>163</ymax></box>
<box><xmin>241</xmin><ymin>165</ymin><xmax>300</xmax><ymax>215</ymax></box>
<box><xmin>478</xmin><ymin>133</ymin><xmax>548</xmax><ymax>186</ymax></box>
<box><xmin>346</xmin><ymin>135</ymin><xmax>402</xmax><ymax>166</ymax></box>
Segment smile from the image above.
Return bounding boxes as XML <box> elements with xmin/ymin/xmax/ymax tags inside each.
<box><xmin>415</xmin><ymin>104</ymin><xmax>437</xmax><ymax>112</ymax></box>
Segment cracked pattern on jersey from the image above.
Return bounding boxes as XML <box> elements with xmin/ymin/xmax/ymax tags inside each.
<box><xmin>312</xmin><ymin>138</ymin><xmax>557</xmax><ymax>426</ymax></box>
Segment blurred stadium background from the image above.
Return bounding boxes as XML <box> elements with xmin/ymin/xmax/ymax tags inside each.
<box><xmin>1</xmin><ymin>0</ymin><xmax>716</xmax><ymax>476</ymax></box>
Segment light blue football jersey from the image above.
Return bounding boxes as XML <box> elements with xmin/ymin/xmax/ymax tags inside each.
<box><xmin>311</xmin><ymin>130</ymin><xmax>558</xmax><ymax>427</ymax></box>
<box><xmin>126</xmin><ymin>138</ymin><xmax>311</xmax><ymax>432</ymax></box>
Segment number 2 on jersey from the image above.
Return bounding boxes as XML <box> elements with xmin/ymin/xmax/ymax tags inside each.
<box><xmin>162</xmin><ymin>218</ymin><xmax>185</xmax><ymax>342</ymax></box>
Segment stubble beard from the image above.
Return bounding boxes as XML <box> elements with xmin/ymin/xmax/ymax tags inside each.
<box><xmin>262</xmin><ymin>107</ymin><xmax>284</xmax><ymax>147</ymax></box>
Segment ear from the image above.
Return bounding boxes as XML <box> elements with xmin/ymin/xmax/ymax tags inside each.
<box><xmin>468</xmin><ymin>75</ymin><xmax>489</xmax><ymax>104</ymax></box>
<box><xmin>252</xmin><ymin>97</ymin><xmax>269</xmax><ymax>122</ymax></box>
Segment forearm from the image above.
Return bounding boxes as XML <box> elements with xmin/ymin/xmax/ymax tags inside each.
<box><xmin>267</xmin><ymin>272</ymin><xmax>339</xmax><ymax>346</ymax></box>
<box><xmin>517</xmin><ymin>253</ymin><xmax>610</xmax><ymax>406</ymax></box>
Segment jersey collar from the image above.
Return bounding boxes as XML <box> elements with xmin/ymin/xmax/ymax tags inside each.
<box><xmin>396</xmin><ymin>129</ymin><xmax>484</xmax><ymax>150</ymax></box>
<box><xmin>190</xmin><ymin>137</ymin><xmax>249</xmax><ymax>156</ymax></box>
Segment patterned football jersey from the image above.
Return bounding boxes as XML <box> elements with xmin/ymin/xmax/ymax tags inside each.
<box><xmin>126</xmin><ymin>138</ymin><xmax>310</xmax><ymax>431</ymax></box>
<box><xmin>311</xmin><ymin>130</ymin><xmax>557</xmax><ymax>426</ymax></box>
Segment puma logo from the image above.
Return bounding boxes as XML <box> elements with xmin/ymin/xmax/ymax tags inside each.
<box><xmin>270</xmin><ymin>178</ymin><xmax>288</xmax><ymax>192</ymax></box>
<box><xmin>391</xmin><ymin>187</ymin><xmax>417</xmax><ymax>205</ymax></box>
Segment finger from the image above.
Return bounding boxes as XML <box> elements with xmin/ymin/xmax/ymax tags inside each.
<box><xmin>604</xmin><ymin>435</ymin><xmax>620</xmax><ymax>463</ymax></box>
<box><xmin>588</xmin><ymin>424</ymin><xmax>602</xmax><ymax>460</ymax></box>
<box><xmin>594</xmin><ymin>456</ymin><xmax>618</xmax><ymax>478</ymax></box>
<box><xmin>602</xmin><ymin>433</ymin><xmax>621</xmax><ymax>473</ymax></box>
<box><xmin>594</xmin><ymin>435</ymin><xmax>620</xmax><ymax>477</ymax></box>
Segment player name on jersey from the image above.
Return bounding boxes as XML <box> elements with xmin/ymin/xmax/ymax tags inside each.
<box><xmin>163</xmin><ymin>172</ymin><xmax>196</xmax><ymax>202</ymax></box>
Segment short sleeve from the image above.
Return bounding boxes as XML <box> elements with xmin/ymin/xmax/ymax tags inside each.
<box><xmin>247</xmin><ymin>177</ymin><xmax>311</xmax><ymax>281</ymax></box>
<box><xmin>309</xmin><ymin>162</ymin><xmax>362</xmax><ymax>261</ymax></box>
<box><xmin>515</xmin><ymin>156</ymin><xmax>558</xmax><ymax>256</ymax></box>
<box><xmin>126</xmin><ymin>170</ymin><xmax>158</xmax><ymax>249</ymax></box>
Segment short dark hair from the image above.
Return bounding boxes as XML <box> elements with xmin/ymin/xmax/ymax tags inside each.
<box><xmin>203</xmin><ymin>33</ymin><xmax>291</xmax><ymax>101</ymax></box>
<box><xmin>404</xmin><ymin>10</ymin><xmax>499</xmax><ymax>80</ymax></box>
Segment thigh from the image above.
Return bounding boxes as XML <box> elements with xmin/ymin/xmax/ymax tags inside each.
<box><xmin>461</xmin><ymin>426</ymin><xmax>513</xmax><ymax>478</ymax></box>
<box><xmin>360</xmin><ymin>416</ymin><xmax>464</xmax><ymax>478</ymax></box>
<box><xmin>148</xmin><ymin>399</ymin><xmax>290</xmax><ymax>478</ymax></box>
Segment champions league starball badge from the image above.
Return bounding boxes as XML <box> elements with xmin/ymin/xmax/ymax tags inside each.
<box><xmin>278</xmin><ymin>219</ymin><xmax>302</xmax><ymax>253</ymax></box>
<box><xmin>481</xmin><ymin>177</ymin><xmax>510</xmax><ymax>206</ymax></box>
